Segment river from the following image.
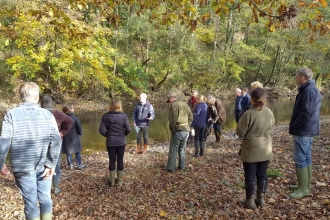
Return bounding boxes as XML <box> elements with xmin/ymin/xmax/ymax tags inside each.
<box><xmin>78</xmin><ymin>95</ymin><xmax>330</xmax><ymax>153</ymax></box>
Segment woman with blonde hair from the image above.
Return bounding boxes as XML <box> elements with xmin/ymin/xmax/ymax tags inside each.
<box><xmin>191</xmin><ymin>94</ymin><xmax>208</xmax><ymax>156</ymax></box>
<box><xmin>99</xmin><ymin>99</ymin><xmax>131</xmax><ymax>187</ymax></box>
<box><xmin>237</xmin><ymin>88</ymin><xmax>275</xmax><ymax>209</ymax></box>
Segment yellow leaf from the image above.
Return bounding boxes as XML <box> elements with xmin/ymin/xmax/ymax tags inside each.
<box><xmin>5</xmin><ymin>39</ymin><xmax>10</xmax><ymax>46</ymax></box>
<box><xmin>320</xmin><ymin>0</ymin><xmax>327</xmax><ymax>7</ymax></box>
<box><xmin>159</xmin><ymin>211</ymin><xmax>167</xmax><ymax>217</ymax></box>
<box><xmin>49</xmin><ymin>10</ymin><xmax>54</xmax><ymax>17</ymax></box>
<box><xmin>269</xmin><ymin>25</ymin><xmax>275</xmax><ymax>32</ymax></box>
<box><xmin>77</xmin><ymin>4</ymin><xmax>83</xmax><ymax>10</ymax></box>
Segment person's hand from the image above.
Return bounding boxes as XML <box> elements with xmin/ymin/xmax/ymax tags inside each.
<box><xmin>59</xmin><ymin>132</ymin><xmax>63</xmax><ymax>137</ymax></box>
<box><xmin>42</xmin><ymin>167</ymin><xmax>55</xmax><ymax>180</ymax></box>
<box><xmin>147</xmin><ymin>118</ymin><xmax>150</xmax><ymax>120</ymax></box>
<box><xmin>133</xmin><ymin>123</ymin><xmax>136</xmax><ymax>127</ymax></box>
<box><xmin>0</xmin><ymin>164</ymin><xmax>10</xmax><ymax>176</ymax></box>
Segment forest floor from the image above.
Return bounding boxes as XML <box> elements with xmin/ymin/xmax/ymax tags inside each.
<box><xmin>0</xmin><ymin>117</ymin><xmax>330</xmax><ymax>219</ymax></box>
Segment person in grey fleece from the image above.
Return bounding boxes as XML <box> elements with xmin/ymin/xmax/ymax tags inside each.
<box><xmin>0</xmin><ymin>82</ymin><xmax>62</xmax><ymax>220</ymax></box>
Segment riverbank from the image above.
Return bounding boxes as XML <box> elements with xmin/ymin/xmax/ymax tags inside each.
<box><xmin>1</xmin><ymin>117</ymin><xmax>329</xmax><ymax>219</ymax></box>
<box><xmin>0</xmin><ymin>84</ymin><xmax>322</xmax><ymax>113</ymax></box>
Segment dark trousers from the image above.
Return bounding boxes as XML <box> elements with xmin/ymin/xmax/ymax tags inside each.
<box><xmin>243</xmin><ymin>161</ymin><xmax>269</xmax><ymax>199</ymax></box>
<box><xmin>107</xmin><ymin>145</ymin><xmax>126</xmax><ymax>171</ymax></box>
<box><xmin>235</xmin><ymin>110</ymin><xmax>242</xmax><ymax>123</ymax></box>
<box><xmin>213</xmin><ymin>122</ymin><xmax>222</xmax><ymax>142</ymax></box>
<box><xmin>136</xmin><ymin>126</ymin><xmax>149</xmax><ymax>145</ymax></box>
<box><xmin>194</xmin><ymin>126</ymin><xmax>205</xmax><ymax>156</ymax></box>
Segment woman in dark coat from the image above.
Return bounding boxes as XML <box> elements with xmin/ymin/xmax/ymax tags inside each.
<box><xmin>62</xmin><ymin>103</ymin><xmax>86</xmax><ymax>170</ymax></box>
<box><xmin>99</xmin><ymin>99</ymin><xmax>131</xmax><ymax>187</ymax></box>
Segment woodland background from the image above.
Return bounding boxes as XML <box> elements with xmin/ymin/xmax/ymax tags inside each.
<box><xmin>0</xmin><ymin>0</ymin><xmax>330</xmax><ymax>102</ymax></box>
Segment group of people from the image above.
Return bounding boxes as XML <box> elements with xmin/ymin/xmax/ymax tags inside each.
<box><xmin>0</xmin><ymin>83</ymin><xmax>86</xmax><ymax>220</ymax></box>
<box><xmin>0</xmin><ymin>67</ymin><xmax>323</xmax><ymax>219</ymax></box>
<box><xmin>235</xmin><ymin>68</ymin><xmax>322</xmax><ymax>209</ymax></box>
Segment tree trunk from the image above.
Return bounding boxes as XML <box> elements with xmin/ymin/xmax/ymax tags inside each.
<box><xmin>254</xmin><ymin>40</ymin><xmax>268</xmax><ymax>81</ymax></box>
<box><xmin>264</xmin><ymin>45</ymin><xmax>281</xmax><ymax>86</ymax></box>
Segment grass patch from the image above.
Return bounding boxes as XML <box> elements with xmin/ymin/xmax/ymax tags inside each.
<box><xmin>267</xmin><ymin>168</ymin><xmax>283</xmax><ymax>179</ymax></box>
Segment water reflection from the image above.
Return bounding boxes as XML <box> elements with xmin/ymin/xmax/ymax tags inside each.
<box><xmin>80</xmin><ymin>95</ymin><xmax>330</xmax><ymax>152</ymax></box>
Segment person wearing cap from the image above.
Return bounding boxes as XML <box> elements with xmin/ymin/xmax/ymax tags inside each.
<box><xmin>207</xmin><ymin>95</ymin><xmax>227</xmax><ymax>143</ymax></box>
<box><xmin>132</xmin><ymin>93</ymin><xmax>155</xmax><ymax>154</ymax></box>
<box><xmin>166</xmin><ymin>91</ymin><xmax>193</xmax><ymax>172</ymax></box>
<box><xmin>188</xmin><ymin>90</ymin><xmax>198</xmax><ymax>113</ymax></box>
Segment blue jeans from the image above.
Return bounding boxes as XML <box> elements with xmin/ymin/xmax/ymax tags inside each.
<box><xmin>166</xmin><ymin>131</ymin><xmax>189</xmax><ymax>171</ymax></box>
<box><xmin>53</xmin><ymin>154</ymin><xmax>61</xmax><ymax>187</ymax></box>
<box><xmin>293</xmin><ymin>136</ymin><xmax>313</xmax><ymax>168</ymax></box>
<box><xmin>136</xmin><ymin>126</ymin><xmax>149</xmax><ymax>145</ymax></box>
<box><xmin>14</xmin><ymin>169</ymin><xmax>52</xmax><ymax>219</ymax></box>
<box><xmin>66</xmin><ymin>152</ymin><xmax>81</xmax><ymax>165</ymax></box>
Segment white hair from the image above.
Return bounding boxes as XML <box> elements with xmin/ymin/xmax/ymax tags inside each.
<box><xmin>296</xmin><ymin>68</ymin><xmax>313</xmax><ymax>80</ymax></box>
<box><xmin>19</xmin><ymin>82</ymin><xmax>40</xmax><ymax>103</ymax></box>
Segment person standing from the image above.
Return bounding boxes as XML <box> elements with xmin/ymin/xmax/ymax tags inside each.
<box><xmin>239</xmin><ymin>87</ymin><xmax>251</xmax><ymax>118</ymax></box>
<box><xmin>99</xmin><ymin>99</ymin><xmax>131</xmax><ymax>187</ymax></box>
<box><xmin>0</xmin><ymin>82</ymin><xmax>62</xmax><ymax>220</ymax></box>
<box><xmin>237</xmin><ymin>88</ymin><xmax>275</xmax><ymax>209</ymax></box>
<box><xmin>132</xmin><ymin>93</ymin><xmax>155</xmax><ymax>154</ymax></box>
<box><xmin>62</xmin><ymin>103</ymin><xmax>86</xmax><ymax>170</ymax></box>
<box><xmin>234</xmin><ymin>88</ymin><xmax>242</xmax><ymax>123</ymax></box>
<box><xmin>188</xmin><ymin>90</ymin><xmax>198</xmax><ymax>113</ymax></box>
<box><xmin>207</xmin><ymin>95</ymin><xmax>227</xmax><ymax>143</ymax></box>
<box><xmin>288</xmin><ymin>68</ymin><xmax>322</xmax><ymax>199</ymax></box>
<box><xmin>40</xmin><ymin>95</ymin><xmax>74</xmax><ymax>195</ymax></box>
<box><xmin>191</xmin><ymin>94</ymin><xmax>208</xmax><ymax>157</ymax></box>
<box><xmin>166</xmin><ymin>91</ymin><xmax>193</xmax><ymax>172</ymax></box>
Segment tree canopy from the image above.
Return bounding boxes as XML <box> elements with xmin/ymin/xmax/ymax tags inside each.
<box><xmin>0</xmin><ymin>0</ymin><xmax>329</xmax><ymax>99</ymax></box>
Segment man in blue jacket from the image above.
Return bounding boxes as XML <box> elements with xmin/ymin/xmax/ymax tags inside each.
<box><xmin>288</xmin><ymin>68</ymin><xmax>322</xmax><ymax>199</ymax></box>
<box><xmin>133</xmin><ymin>93</ymin><xmax>155</xmax><ymax>154</ymax></box>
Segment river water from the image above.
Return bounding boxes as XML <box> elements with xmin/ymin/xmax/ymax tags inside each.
<box><xmin>78</xmin><ymin>95</ymin><xmax>330</xmax><ymax>153</ymax></box>
<box><xmin>0</xmin><ymin>96</ymin><xmax>329</xmax><ymax>153</ymax></box>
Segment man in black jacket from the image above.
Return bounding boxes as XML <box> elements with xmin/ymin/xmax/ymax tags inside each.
<box><xmin>288</xmin><ymin>68</ymin><xmax>322</xmax><ymax>199</ymax></box>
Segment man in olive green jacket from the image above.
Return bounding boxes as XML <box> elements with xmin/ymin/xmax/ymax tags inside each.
<box><xmin>166</xmin><ymin>91</ymin><xmax>193</xmax><ymax>172</ymax></box>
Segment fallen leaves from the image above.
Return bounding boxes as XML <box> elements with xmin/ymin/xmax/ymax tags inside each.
<box><xmin>1</xmin><ymin>117</ymin><xmax>330</xmax><ymax>219</ymax></box>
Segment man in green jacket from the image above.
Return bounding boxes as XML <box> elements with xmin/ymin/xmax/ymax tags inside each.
<box><xmin>166</xmin><ymin>91</ymin><xmax>193</xmax><ymax>172</ymax></box>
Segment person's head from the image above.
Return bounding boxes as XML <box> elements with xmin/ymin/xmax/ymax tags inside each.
<box><xmin>196</xmin><ymin>94</ymin><xmax>205</xmax><ymax>103</ymax></box>
<box><xmin>235</xmin><ymin>88</ymin><xmax>241</xmax><ymax>97</ymax></box>
<box><xmin>62</xmin><ymin>103</ymin><xmax>74</xmax><ymax>114</ymax></box>
<box><xmin>191</xmin><ymin>90</ymin><xmax>198</xmax><ymax>97</ymax></box>
<box><xmin>207</xmin><ymin>95</ymin><xmax>216</xmax><ymax>105</ymax></box>
<box><xmin>19</xmin><ymin>82</ymin><xmax>40</xmax><ymax>103</ymax></box>
<box><xmin>250</xmin><ymin>88</ymin><xmax>267</xmax><ymax>110</ymax></box>
<box><xmin>250</xmin><ymin>81</ymin><xmax>263</xmax><ymax>91</ymax></box>
<box><xmin>40</xmin><ymin>95</ymin><xmax>53</xmax><ymax>109</ymax></box>
<box><xmin>139</xmin><ymin>93</ymin><xmax>147</xmax><ymax>104</ymax></box>
<box><xmin>295</xmin><ymin>68</ymin><xmax>313</xmax><ymax>86</ymax></box>
<box><xmin>242</xmin><ymin>87</ymin><xmax>249</xmax><ymax>95</ymax></box>
<box><xmin>109</xmin><ymin>99</ymin><xmax>123</xmax><ymax>112</ymax></box>
<box><xmin>167</xmin><ymin>91</ymin><xmax>178</xmax><ymax>103</ymax></box>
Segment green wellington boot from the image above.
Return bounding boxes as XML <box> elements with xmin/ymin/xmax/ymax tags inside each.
<box><xmin>289</xmin><ymin>167</ymin><xmax>310</xmax><ymax>199</ymax></box>
<box><xmin>289</xmin><ymin>165</ymin><xmax>312</xmax><ymax>191</ymax></box>
<box><xmin>109</xmin><ymin>170</ymin><xmax>116</xmax><ymax>187</ymax></box>
<box><xmin>117</xmin><ymin>170</ymin><xmax>123</xmax><ymax>186</ymax></box>
<box><xmin>40</xmin><ymin>213</ymin><xmax>52</xmax><ymax>220</ymax></box>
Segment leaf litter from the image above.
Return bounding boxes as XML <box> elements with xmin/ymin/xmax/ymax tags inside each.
<box><xmin>1</xmin><ymin>117</ymin><xmax>330</xmax><ymax>219</ymax></box>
